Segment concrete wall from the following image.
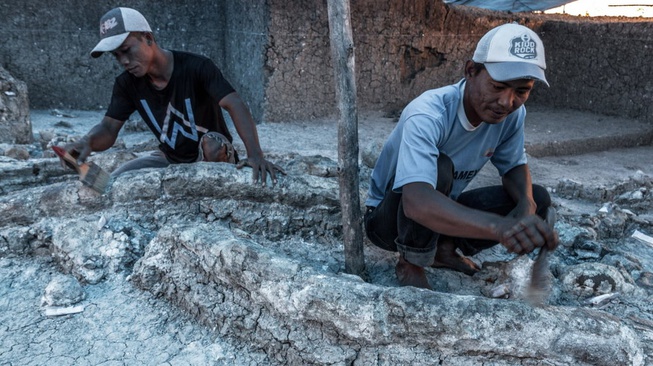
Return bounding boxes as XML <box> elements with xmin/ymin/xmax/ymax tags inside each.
<box><xmin>0</xmin><ymin>0</ymin><xmax>651</xmax><ymax>123</ymax></box>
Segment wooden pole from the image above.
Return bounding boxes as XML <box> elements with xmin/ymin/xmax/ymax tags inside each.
<box><xmin>326</xmin><ymin>0</ymin><xmax>365</xmax><ymax>276</ymax></box>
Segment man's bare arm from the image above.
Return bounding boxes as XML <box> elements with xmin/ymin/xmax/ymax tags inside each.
<box><xmin>64</xmin><ymin>115</ymin><xmax>125</xmax><ymax>163</ymax></box>
<box><xmin>219</xmin><ymin>92</ymin><xmax>285</xmax><ymax>185</ymax></box>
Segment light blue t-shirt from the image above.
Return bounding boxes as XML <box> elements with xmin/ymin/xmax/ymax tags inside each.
<box><xmin>365</xmin><ymin>79</ymin><xmax>528</xmax><ymax>207</ymax></box>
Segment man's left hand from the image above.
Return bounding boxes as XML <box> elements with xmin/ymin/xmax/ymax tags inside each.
<box><xmin>237</xmin><ymin>155</ymin><xmax>286</xmax><ymax>186</ymax></box>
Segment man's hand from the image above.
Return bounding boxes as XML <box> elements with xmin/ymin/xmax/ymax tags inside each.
<box><xmin>236</xmin><ymin>155</ymin><xmax>286</xmax><ymax>186</ymax></box>
<box><xmin>506</xmin><ymin>198</ymin><xmax>537</xmax><ymax>219</ymax></box>
<box><xmin>63</xmin><ymin>136</ymin><xmax>93</xmax><ymax>166</ymax></box>
<box><xmin>59</xmin><ymin>116</ymin><xmax>124</xmax><ymax>167</ymax></box>
<box><xmin>499</xmin><ymin>214</ymin><xmax>559</xmax><ymax>254</ymax></box>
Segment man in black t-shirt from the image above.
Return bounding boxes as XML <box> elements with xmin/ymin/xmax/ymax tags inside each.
<box><xmin>64</xmin><ymin>7</ymin><xmax>284</xmax><ymax>185</ymax></box>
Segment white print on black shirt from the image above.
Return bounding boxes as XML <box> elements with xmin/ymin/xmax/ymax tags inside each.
<box><xmin>140</xmin><ymin>98</ymin><xmax>208</xmax><ymax>149</ymax></box>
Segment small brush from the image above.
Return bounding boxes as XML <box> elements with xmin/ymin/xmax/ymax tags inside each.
<box><xmin>527</xmin><ymin>206</ymin><xmax>557</xmax><ymax>306</ymax></box>
<box><xmin>52</xmin><ymin>146</ymin><xmax>110</xmax><ymax>194</ymax></box>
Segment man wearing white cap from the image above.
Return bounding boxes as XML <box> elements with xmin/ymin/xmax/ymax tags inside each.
<box><xmin>65</xmin><ymin>7</ymin><xmax>284</xmax><ymax>185</ymax></box>
<box><xmin>364</xmin><ymin>23</ymin><xmax>559</xmax><ymax>289</ymax></box>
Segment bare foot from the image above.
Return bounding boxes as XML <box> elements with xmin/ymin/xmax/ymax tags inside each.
<box><xmin>431</xmin><ymin>239</ymin><xmax>481</xmax><ymax>276</ymax></box>
<box><xmin>395</xmin><ymin>257</ymin><xmax>432</xmax><ymax>290</ymax></box>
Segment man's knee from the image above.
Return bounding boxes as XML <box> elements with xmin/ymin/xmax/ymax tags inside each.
<box><xmin>364</xmin><ymin>206</ymin><xmax>399</xmax><ymax>251</ymax></box>
<box><xmin>199</xmin><ymin>132</ymin><xmax>235</xmax><ymax>163</ymax></box>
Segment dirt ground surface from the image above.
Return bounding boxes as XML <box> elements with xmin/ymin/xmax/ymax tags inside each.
<box><xmin>2</xmin><ymin>106</ymin><xmax>653</xmax><ymax>365</ymax></box>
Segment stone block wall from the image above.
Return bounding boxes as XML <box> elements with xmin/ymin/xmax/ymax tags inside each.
<box><xmin>0</xmin><ymin>0</ymin><xmax>256</xmax><ymax>116</ymax></box>
<box><xmin>0</xmin><ymin>0</ymin><xmax>650</xmax><ymax>123</ymax></box>
<box><xmin>537</xmin><ymin>20</ymin><xmax>653</xmax><ymax>121</ymax></box>
<box><xmin>262</xmin><ymin>1</ymin><xmax>548</xmax><ymax>121</ymax></box>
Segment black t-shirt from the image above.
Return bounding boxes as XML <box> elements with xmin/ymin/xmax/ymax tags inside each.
<box><xmin>106</xmin><ymin>51</ymin><xmax>236</xmax><ymax>163</ymax></box>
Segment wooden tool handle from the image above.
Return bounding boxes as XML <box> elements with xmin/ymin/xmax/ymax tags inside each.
<box><xmin>52</xmin><ymin>146</ymin><xmax>80</xmax><ymax>172</ymax></box>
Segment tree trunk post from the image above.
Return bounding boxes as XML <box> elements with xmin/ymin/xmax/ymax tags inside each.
<box><xmin>326</xmin><ymin>0</ymin><xmax>365</xmax><ymax>277</ymax></box>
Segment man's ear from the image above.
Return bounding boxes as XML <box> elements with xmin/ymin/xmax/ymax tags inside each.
<box><xmin>464</xmin><ymin>60</ymin><xmax>476</xmax><ymax>78</ymax></box>
<box><xmin>144</xmin><ymin>32</ymin><xmax>154</xmax><ymax>46</ymax></box>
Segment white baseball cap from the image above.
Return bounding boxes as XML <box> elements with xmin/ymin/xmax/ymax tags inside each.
<box><xmin>472</xmin><ymin>23</ymin><xmax>549</xmax><ymax>87</ymax></box>
<box><xmin>90</xmin><ymin>7</ymin><xmax>152</xmax><ymax>58</ymax></box>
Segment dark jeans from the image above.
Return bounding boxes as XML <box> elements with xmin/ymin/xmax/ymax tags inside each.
<box><xmin>364</xmin><ymin>154</ymin><xmax>551</xmax><ymax>267</ymax></box>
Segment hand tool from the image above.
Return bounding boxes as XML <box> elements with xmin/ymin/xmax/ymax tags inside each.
<box><xmin>52</xmin><ymin>146</ymin><xmax>110</xmax><ymax>194</ymax></box>
<box><xmin>527</xmin><ymin>206</ymin><xmax>556</xmax><ymax>305</ymax></box>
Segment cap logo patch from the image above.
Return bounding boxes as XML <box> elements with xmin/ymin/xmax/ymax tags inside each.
<box><xmin>509</xmin><ymin>34</ymin><xmax>537</xmax><ymax>60</ymax></box>
<box><xmin>100</xmin><ymin>17</ymin><xmax>119</xmax><ymax>36</ymax></box>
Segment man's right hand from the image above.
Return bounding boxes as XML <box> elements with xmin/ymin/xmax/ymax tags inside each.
<box><xmin>63</xmin><ymin>136</ymin><xmax>92</xmax><ymax>165</ymax></box>
<box><xmin>499</xmin><ymin>214</ymin><xmax>559</xmax><ymax>255</ymax></box>
<box><xmin>60</xmin><ymin>116</ymin><xmax>125</xmax><ymax>166</ymax></box>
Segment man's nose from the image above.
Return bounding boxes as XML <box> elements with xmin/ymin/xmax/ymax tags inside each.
<box><xmin>497</xmin><ymin>90</ymin><xmax>515</xmax><ymax>109</ymax></box>
<box><xmin>117</xmin><ymin>54</ymin><xmax>129</xmax><ymax>66</ymax></box>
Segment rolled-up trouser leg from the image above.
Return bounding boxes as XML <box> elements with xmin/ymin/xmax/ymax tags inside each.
<box><xmin>364</xmin><ymin>154</ymin><xmax>454</xmax><ymax>267</ymax></box>
<box><xmin>395</xmin><ymin>154</ymin><xmax>453</xmax><ymax>266</ymax></box>
<box><xmin>453</xmin><ymin>184</ymin><xmax>551</xmax><ymax>256</ymax></box>
<box><xmin>395</xmin><ymin>200</ymin><xmax>440</xmax><ymax>267</ymax></box>
<box><xmin>364</xmin><ymin>182</ymin><xmax>401</xmax><ymax>251</ymax></box>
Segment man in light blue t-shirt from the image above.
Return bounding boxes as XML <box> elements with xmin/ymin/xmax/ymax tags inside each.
<box><xmin>364</xmin><ymin>23</ymin><xmax>559</xmax><ymax>290</ymax></box>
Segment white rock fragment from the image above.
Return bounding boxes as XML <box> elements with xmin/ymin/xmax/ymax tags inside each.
<box><xmin>632</xmin><ymin>230</ymin><xmax>653</xmax><ymax>248</ymax></box>
<box><xmin>490</xmin><ymin>283</ymin><xmax>511</xmax><ymax>298</ymax></box>
<box><xmin>585</xmin><ymin>292</ymin><xmax>620</xmax><ymax>307</ymax></box>
<box><xmin>41</xmin><ymin>274</ymin><xmax>86</xmax><ymax>307</ymax></box>
<box><xmin>43</xmin><ymin>305</ymin><xmax>85</xmax><ymax>317</ymax></box>
<box><xmin>97</xmin><ymin>215</ymin><xmax>107</xmax><ymax>230</ymax></box>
